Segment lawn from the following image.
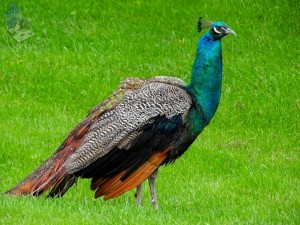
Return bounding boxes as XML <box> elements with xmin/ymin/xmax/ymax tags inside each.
<box><xmin>0</xmin><ymin>0</ymin><xmax>299</xmax><ymax>224</ymax></box>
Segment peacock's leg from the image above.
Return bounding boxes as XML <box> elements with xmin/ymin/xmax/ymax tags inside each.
<box><xmin>148</xmin><ymin>169</ymin><xmax>159</xmax><ymax>209</ymax></box>
<box><xmin>136</xmin><ymin>184</ymin><xmax>142</xmax><ymax>207</ymax></box>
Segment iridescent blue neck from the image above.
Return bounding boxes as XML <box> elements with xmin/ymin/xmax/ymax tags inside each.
<box><xmin>186</xmin><ymin>32</ymin><xmax>223</xmax><ymax>122</ymax></box>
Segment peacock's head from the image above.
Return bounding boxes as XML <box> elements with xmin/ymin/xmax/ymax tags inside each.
<box><xmin>197</xmin><ymin>17</ymin><xmax>235</xmax><ymax>40</ymax></box>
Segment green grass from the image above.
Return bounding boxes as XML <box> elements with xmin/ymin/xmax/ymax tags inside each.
<box><xmin>1</xmin><ymin>0</ymin><xmax>299</xmax><ymax>224</ymax></box>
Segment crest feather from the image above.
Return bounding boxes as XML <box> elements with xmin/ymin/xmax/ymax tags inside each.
<box><xmin>197</xmin><ymin>17</ymin><xmax>212</xmax><ymax>32</ymax></box>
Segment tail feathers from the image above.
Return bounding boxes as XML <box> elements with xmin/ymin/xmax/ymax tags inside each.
<box><xmin>6</xmin><ymin>115</ymin><xmax>92</xmax><ymax>197</ymax></box>
<box><xmin>47</xmin><ymin>174</ymin><xmax>77</xmax><ymax>198</ymax></box>
<box><xmin>5</xmin><ymin>152</ymin><xmax>76</xmax><ymax>197</ymax></box>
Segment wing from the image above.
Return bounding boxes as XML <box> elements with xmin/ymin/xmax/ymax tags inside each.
<box><xmin>64</xmin><ymin>77</ymin><xmax>192</xmax><ymax>199</ymax></box>
<box><xmin>89</xmin><ymin>114</ymin><xmax>186</xmax><ymax>200</ymax></box>
<box><xmin>65</xmin><ymin>79</ymin><xmax>191</xmax><ymax>174</ymax></box>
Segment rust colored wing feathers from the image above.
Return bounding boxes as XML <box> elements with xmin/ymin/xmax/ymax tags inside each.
<box><xmin>93</xmin><ymin>147</ymin><xmax>170</xmax><ymax>200</ymax></box>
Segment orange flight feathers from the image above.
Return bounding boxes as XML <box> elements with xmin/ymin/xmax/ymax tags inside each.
<box><xmin>93</xmin><ymin>147</ymin><xmax>170</xmax><ymax>200</ymax></box>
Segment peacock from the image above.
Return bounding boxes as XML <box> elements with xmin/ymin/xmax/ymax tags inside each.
<box><xmin>6</xmin><ymin>18</ymin><xmax>235</xmax><ymax>209</ymax></box>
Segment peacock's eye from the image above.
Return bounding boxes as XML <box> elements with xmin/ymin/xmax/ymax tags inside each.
<box><xmin>213</xmin><ymin>26</ymin><xmax>222</xmax><ymax>34</ymax></box>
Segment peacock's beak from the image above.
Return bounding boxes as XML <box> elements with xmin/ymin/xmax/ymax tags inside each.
<box><xmin>224</xmin><ymin>27</ymin><xmax>236</xmax><ymax>35</ymax></box>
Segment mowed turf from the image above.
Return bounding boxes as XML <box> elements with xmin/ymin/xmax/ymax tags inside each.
<box><xmin>0</xmin><ymin>0</ymin><xmax>299</xmax><ymax>224</ymax></box>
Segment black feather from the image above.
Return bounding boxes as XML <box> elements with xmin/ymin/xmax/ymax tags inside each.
<box><xmin>197</xmin><ymin>17</ymin><xmax>203</xmax><ymax>32</ymax></box>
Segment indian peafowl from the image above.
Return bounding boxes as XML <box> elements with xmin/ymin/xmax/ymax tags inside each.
<box><xmin>6</xmin><ymin>18</ymin><xmax>235</xmax><ymax>209</ymax></box>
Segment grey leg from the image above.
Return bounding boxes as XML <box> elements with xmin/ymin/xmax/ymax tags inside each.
<box><xmin>148</xmin><ymin>169</ymin><xmax>159</xmax><ymax>209</ymax></box>
<box><xmin>136</xmin><ymin>184</ymin><xmax>142</xmax><ymax>207</ymax></box>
